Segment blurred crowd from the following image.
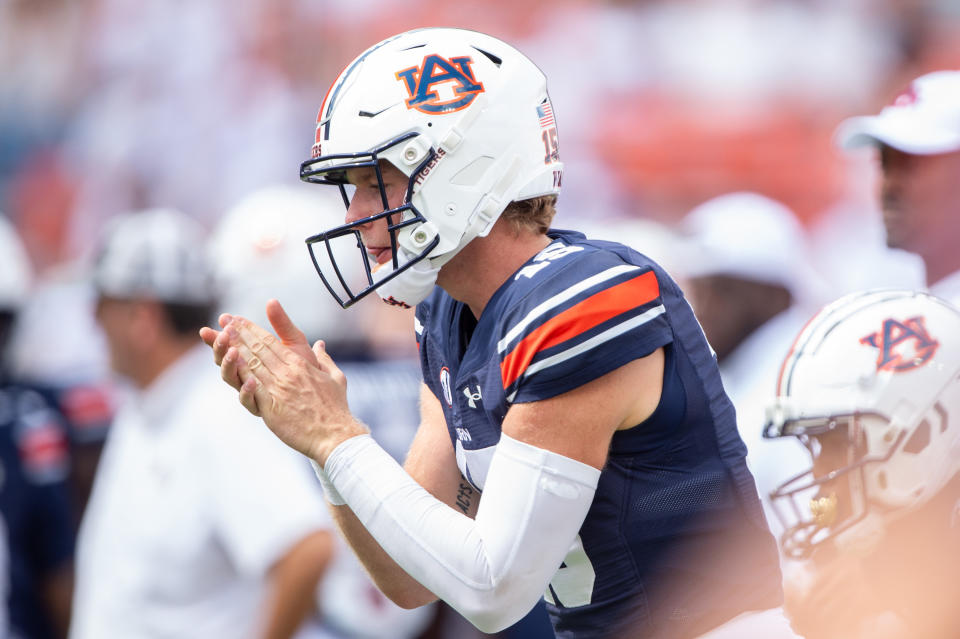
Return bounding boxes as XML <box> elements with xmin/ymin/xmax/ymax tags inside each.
<box><xmin>1</xmin><ymin>0</ymin><xmax>959</xmax><ymax>638</ymax></box>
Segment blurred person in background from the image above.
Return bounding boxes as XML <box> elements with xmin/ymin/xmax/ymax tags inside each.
<box><xmin>71</xmin><ymin>209</ymin><xmax>332</xmax><ymax>639</ymax></box>
<box><xmin>836</xmin><ymin>70</ymin><xmax>960</xmax><ymax>306</ymax></box>
<box><xmin>0</xmin><ymin>213</ymin><xmax>75</xmax><ymax>639</ymax></box>
<box><xmin>204</xmin><ymin>27</ymin><xmax>791</xmax><ymax>639</ymax></box>
<box><xmin>677</xmin><ymin>192</ymin><xmax>826</xmax><ymax>541</ymax></box>
<box><xmin>4</xmin><ymin>153</ymin><xmax>116</xmax><ymax>530</ymax></box>
<box><xmin>763</xmin><ymin>289</ymin><xmax>960</xmax><ymax>638</ymax></box>
<box><xmin>209</xmin><ymin>185</ymin><xmax>438</xmax><ymax>639</ymax></box>
<box><xmin>211</xmin><ymin>185</ymin><xmax>551</xmax><ymax>639</ymax></box>
<box><xmin>577</xmin><ymin>216</ymin><xmax>682</xmax><ymax>277</ymax></box>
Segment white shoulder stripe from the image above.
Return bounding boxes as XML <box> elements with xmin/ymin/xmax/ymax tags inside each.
<box><xmin>505</xmin><ymin>304</ymin><xmax>665</xmax><ymax>402</ymax></box>
<box><xmin>497</xmin><ymin>264</ymin><xmax>642</xmax><ymax>354</ymax></box>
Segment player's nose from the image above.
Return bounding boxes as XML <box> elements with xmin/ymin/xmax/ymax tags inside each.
<box><xmin>345</xmin><ymin>194</ymin><xmax>372</xmax><ymax>225</ymax></box>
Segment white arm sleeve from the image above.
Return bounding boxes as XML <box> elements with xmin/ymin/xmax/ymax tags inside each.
<box><xmin>324</xmin><ymin>432</ymin><xmax>600</xmax><ymax>633</ymax></box>
<box><xmin>309</xmin><ymin>458</ymin><xmax>346</xmax><ymax>506</ymax></box>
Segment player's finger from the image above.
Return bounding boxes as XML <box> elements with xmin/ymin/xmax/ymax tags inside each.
<box><xmin>218</xmin><ymin>313</ymin><xmax>234</xmax><ymax>329</ymax></box>
<box><xmin>265</xmin><ymin>299</ymin><xmax>319</xmax><ymax>365</ymax></box>
<box><xmin>238</xmin><ymin>374</ymin><xmax>261</xmax><ymax>416</ymax></box>
<box><xmin>266</xmin><ymin>299</ymin><xmax>309</xmax><ymax>348</ymax></box>
<box><xmin>220</xmin><ymin>346</ymin><xmax>244</xmax><ymax>391</ymax></box>
<box><xmin>312</xmin><ymin>340</ymin><xmax>335</xmax><ymax>369</ymax></box>
<box><xmin>210</xmin><ymin>327</ymin><xmax>235</xmax><ymax>366</ymax></box>
<box><xmin>199</xmin><ymin>326</ymin><xmax>219</xmax><ymax>348</ymax></box>
<box><xmin>232</xmin><ymin>318</ymin><xmax>288</xmax><ymax>372</ymax></box>
<box><xmin>312</xmin><ymin>340</ymin><xmax>345</xmax><ymax>382</ymax></box>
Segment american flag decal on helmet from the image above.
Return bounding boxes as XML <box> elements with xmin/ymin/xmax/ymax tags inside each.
<box><xmin>537</xmin><ymin>101</ymin><xmax>555</xmax><ymax>128</ymax></box>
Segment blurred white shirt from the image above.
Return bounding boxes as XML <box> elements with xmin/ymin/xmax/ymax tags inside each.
<box><xmin>296</xmin><ymin>357</ymin><xmax>435</xmax><ymax>639</ymax></box>
<box><xmin>71</xmin><ymin>345</ymin><xmax>327</xmax><ymax>639</ymax></box>
<box><xmin>297</xmin><ymin>532</ymin><xmax>434</xmax><ymax>639</ymax></box>
<box><xmin>930</xmin><ymin>269</ymin><xmax>960</xmax><ymax>307</ymax></box>
<box><xmin>720</xmin><ymin>306</ymin><xmax>812</xmax><ymax>543</ymax></box>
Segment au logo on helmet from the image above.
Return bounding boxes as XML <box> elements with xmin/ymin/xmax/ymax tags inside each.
<box><xmin>859</xmin><ymin>316</ymin><xmax>939</xmax><ymax>372</ymax></box>
<box><xmin>396</xmin><ymin>55</ymin><xmax>485</xmax><ymax>114</ymax></box>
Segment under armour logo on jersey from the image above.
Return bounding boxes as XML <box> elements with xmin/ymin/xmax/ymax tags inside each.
<box><xmin>396</xmin><ymin>55</ymin><xmax>485</xmax><ymax>114</ymax></box>
<box><xmin>859</xmin><ymin>316</ymin><xmax>939</xmax><ymax>372</ymax></box>
<box><xmin>462</xmin><ymin>384</ymin><xmax>483</xmax><ymax>409</ymax></box>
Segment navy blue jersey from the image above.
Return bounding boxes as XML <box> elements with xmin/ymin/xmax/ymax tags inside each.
<box><xmin>0</xmin><ymin>379</ymin><xmax>75</xmax><ymax>639</ymax></box>
<box><xmin>415</xmin><ymin>230</ymin><xmax>781</xmax><ymax>639</ymax></box>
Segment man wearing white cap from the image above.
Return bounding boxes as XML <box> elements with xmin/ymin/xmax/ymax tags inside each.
<box><xmin>678</xmin><ymin>193</ymin><xmax>825</xmax><ymax>544</ymax></box>
<box><xmin>836</xmin><ymin>70</ymin><xmax>960</xmax><ymax>305</ymax></box>
<box><xmin>71</xmin><ymin>209</ymin><xmax>332</xmax><ymax>639</ymax></box>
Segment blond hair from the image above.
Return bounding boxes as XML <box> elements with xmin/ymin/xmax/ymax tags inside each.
<box><xmin>500</xmin><ymin>195</ymin><xmax>558</xmax><ymax>235</ymax></box>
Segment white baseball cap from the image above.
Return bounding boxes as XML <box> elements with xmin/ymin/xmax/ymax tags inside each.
<box><xmin>678</xmin><ymin>192</ymin><xmax>823</xmax><ymax>304</ymax></box>
<box><xmin>93</xmin><ymin>208</ymin><xmax>216</xmax><ymax>305</ymax></box>
<box><xmin>836</xmin><ymin>70</ymin><xmax>960</xmax><ymax>155</ymax></box>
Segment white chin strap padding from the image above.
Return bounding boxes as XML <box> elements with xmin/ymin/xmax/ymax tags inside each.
<box><xmin>374</xmin><ymin>250</ymin><xmax>441</xmax><ymax>307</ymax></box>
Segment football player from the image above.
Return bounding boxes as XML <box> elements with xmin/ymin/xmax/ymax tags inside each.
<box><xmin>203</xmin><ymin>27</ymin><xmax>792</xmax><ymax>639</ymax></box>
<box><xmin>764</xmin><ymin>289</ymin><xmax>960</xmax><ymax>638</ymax></box>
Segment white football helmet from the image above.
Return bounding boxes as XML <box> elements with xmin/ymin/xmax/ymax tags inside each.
<box><xmin>209</xmin><ymin>185</ymin><xmax>364</xmax><ymax>344</ymax></box>
<box><xmin>299</xmin><ymin>27</ymin><xmax>563</xmax><ymax>308</ymax></box>
<box><xmin>763</xmin><ymin>290</ymin><xmax>960</xmax><ymax>558</ymax></box>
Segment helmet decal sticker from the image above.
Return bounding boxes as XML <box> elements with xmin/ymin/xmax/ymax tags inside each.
<box><xmin>396</xmin><ymin>55</ymin><xmax>485</xmax><ymax>114</ymax></box>
<box><xmin>859</xmin><ymin>316</ymin><xmax>939</xmax><ymax>372</ymax></box>
<box><xmin>537</xmin><ymin>99</ymin><xmax>560</xmax><ymax>165</ymax></box>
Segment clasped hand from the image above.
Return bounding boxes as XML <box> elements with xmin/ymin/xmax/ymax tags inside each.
<box><xmin>198</xmin><ymin>299</ymin><xmax>367</xmax><ymax>464</ymax></box>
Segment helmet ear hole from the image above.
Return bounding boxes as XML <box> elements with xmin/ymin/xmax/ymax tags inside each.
<box><xmin>903</xmin><ymin>418</ymin><xmax>931</xmax><ymax>454</ymax></box>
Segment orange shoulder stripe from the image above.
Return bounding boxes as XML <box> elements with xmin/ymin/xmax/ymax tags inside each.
<box><xmin>499</xmin><ymin>270</ymin><xmax>659</xmax><ymax>390</ymax></box>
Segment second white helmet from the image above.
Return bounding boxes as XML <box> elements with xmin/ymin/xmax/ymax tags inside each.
<box><xmin>763</xmin><ymin>290</ymin><xmax>960</xmax><ymax>558</ymax></box>
<box><xmin>209</xmin><ymin>185</ymin><xmax>364</xmax><ymax>344</ymax></box>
